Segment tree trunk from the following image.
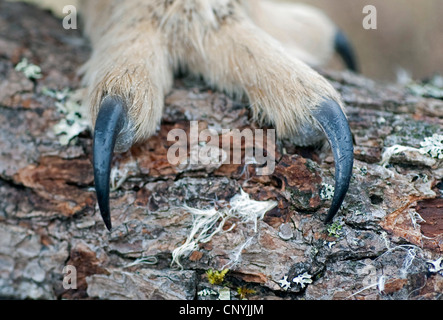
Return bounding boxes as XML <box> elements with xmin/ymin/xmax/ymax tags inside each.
<box><xmin>0</xmin><ymin>1</ymin><xmax>442</xmax><ymax>300</ymax></box>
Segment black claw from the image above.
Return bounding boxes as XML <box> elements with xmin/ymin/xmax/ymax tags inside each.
<box><xmin>93</xmin><ymin>96</ymin><xmax>127</xmax><ymax>231</ymax></box>
<box><xmin>335</xmin><ymin>29</ymin><xmax>359</xmax><ymax>72</ymax></box>
<box><xmin>313</xmin><ymin>99</ymin><xmax>354</xmax><ymax>223</ymax></box>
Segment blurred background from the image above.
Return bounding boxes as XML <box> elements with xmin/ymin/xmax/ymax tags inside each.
<box><xmin>7</xmin><ymin>0</ymin><xmax>443</xmax><ymax>82</ymax></box>
<box><xmin>294</xmin><ymin>0</ymin><xmax>443</xmax><ymax>82</ymax></box>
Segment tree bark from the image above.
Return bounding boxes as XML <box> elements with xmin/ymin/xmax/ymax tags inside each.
<box><xmin>0</xmin><ymin>1</ymin><xmax>442</xmax><ymax>300</ymax></box>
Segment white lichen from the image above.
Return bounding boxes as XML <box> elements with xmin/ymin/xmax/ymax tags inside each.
<box><xmin>15</xmin><ymin>58</ymin><xmax>42</xmax><ymax>79</ymax></box>
<box><xmin>197</xmin><ymin>288</ymin><xmax>218</xmax><ymax>297</ymax></box>
<box><xmin>325</xmin><ymin>240</ymin><xmax>336</xmax><ymax>248</ymax></box>
<box><xmin>427</xmin><ymin>257</ymin><xmax>443</xmax><ymax>275</ymax></box>
<box><xmin>292</xmin><ymin>272</ymin><xmax>313</xmax><ymax>289</ymax></box>
<box><xmin>278</xmin><ymin>276</ymin><xmax>292</xmax><ymax>291</ymax></box>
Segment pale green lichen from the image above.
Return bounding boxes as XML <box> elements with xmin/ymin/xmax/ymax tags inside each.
<box><xmin>327</xmin><ymin>221</ymin><xmax>343</xmax><ymax>238</ymax></box>
<box><xmin>279</xmin><ymin>272</ymin><xmax>313</xmax><ymax>291</ymax></box>
<box><xmin>218</xmin><ymin>287</ymin><xmax>231</xmax><ymax>301</ymax></box>
<box><xmin>320</xmin><ymin>183</ymin><xmax>335</xmax><ymax>201</ymax></box>
<box><xmin>42</xmin><ymin>87</ymin><xmax>71</xmax><ymax>101</ymax></box>
<box><xmin>43</xmin><ymin>88</ymin><xmax>89</xmax><ymax>146</ymax></box>
<box><xmin>359</xmin><ymin>166</ymin><xmax>368</xmax><ymax>176</ymax></box>
<box><xmin>407</xmin><ymin>75</ymin><xmax>443</xmax><ymax>99</ymax></box>
<box><xmin>292</xmin><ymin>272</ymin><xmax>313</xmax><ymax>289</ymax></box>
<box><xmin>197</xmin><ymin>288</ymin><xmax>218</xmax><ymax>297</ymax></box>
<box><xmin>15</xmin><ymin>58</ymin><xmax>43</xmax><ymax>79</ymax></box>
<box><xmin>381</xmin><ymin>133</ymin><xmax>443</xmax><ymax>167</ymax></box>
<box><xmin>278</xmin><ymin>276</ymin><xmax>292</xmax><ymax>291</ymax></box>
<box><xmin>427</xmin><ymin>257</ymin><xmax>443</xmax><ymax>275</ymax></box>
<box><xmin>420</xmin><ymin>134</ymin><xmax>443</xmax><ymax>159</ymax></box>
<box><xmin>326</xmin><ymin>240</ymin><xmax>337</xmax><ymax>248</ymax></box>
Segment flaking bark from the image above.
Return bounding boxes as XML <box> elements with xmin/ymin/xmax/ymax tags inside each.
<box><xmin>0</xmin><ymin>1</ymin><xmax>442</xmax><ymax>300</ymax></box>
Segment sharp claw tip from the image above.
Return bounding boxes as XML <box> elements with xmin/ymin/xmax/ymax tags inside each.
<box><xmin>324</xmin><ymin>212</ymin><xmax>336</xmax><ymax>224</ymax></box>
<box><xmin>97</xmin><ymin>206</ymin><xmax>112</xmax><ymax>231</ymax></box>
<box><xmin>314</xmin><ymin>99</ymin><xmax>354</xmax><ymax>225</ymax></box>
<box><xmin>93</xmin><ymin>95</ymin><xmax>127</xmax><ymax>233</ymax></box>
<box><xmin>105</xmin><ymin>223</ymin><xmax>112</xmax><ymax>232</ymax></box>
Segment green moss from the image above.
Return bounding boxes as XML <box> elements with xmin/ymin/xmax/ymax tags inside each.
<box><xmin>237</xmin><ymin>286</ymin><xmax>256</xmax><ymax>300</ymax></box>
<box><xmin>206</xmin><ymin>269</ymin><xmax>229</xmax><ymax>285</ymax></box>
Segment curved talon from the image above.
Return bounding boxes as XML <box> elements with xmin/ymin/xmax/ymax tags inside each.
<box><xmin>93</xmin><ymin>96</ymin><xmax>127</xmax><ymax>231</ymax></box>
<box><xmin>335</xmin><ymin>29</ymin><xmax>359</xmax><ymax>72</ymax></box>
<box><xmin>313</xmin><ymin>99</ymin><xmax>354</xmax><ymax>223</ymax></box>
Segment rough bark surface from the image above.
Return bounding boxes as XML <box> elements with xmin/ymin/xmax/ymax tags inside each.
<box><xmin>0</xmin><ymin>1</ymin><xmax>442</xmax><ymax>300</ymax></box>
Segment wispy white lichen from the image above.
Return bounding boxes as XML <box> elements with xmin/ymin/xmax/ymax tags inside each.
<box><xmin>15</xmin><ymin>58</ymin><xmax>43</xmax><ymax>79</ymax></box>
<box><xmin>171</xmin><ymin>189</ymin><xmax>277</xmax><ymax>269</ymax></box>
<box><xmin>124</xmin><ymin>256</ymin><xmax>158</xmax><ymax>268</ymax></box>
